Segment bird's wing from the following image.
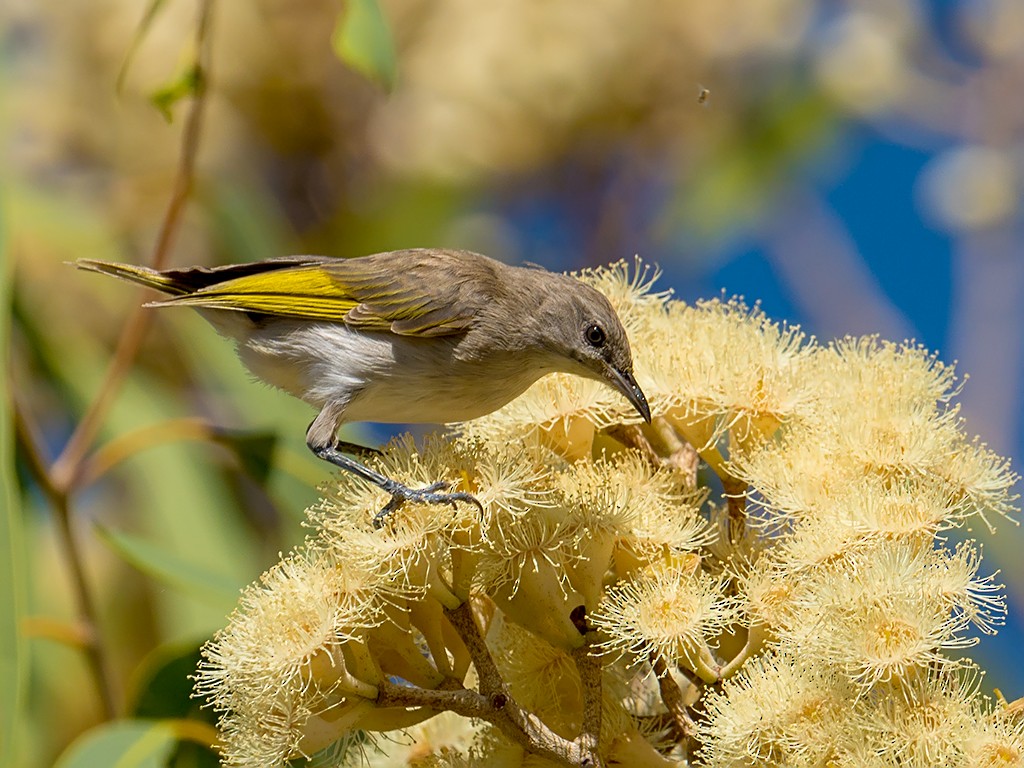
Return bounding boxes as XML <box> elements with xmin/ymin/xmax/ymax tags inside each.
<box><xmin>78</xmin><ymin>256</ymin><xmax>329</xmax><ymax>296</ymax></box>
<box><xmin>152</xmin><ymin>250</ymin><xmax>489</xmax><ymax>337</ymax></box>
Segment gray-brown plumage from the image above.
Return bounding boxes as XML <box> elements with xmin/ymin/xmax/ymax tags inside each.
<box><xmin>78</xmin><ymin>249</ymin><xmax>650</xmax><ymax>525</ymax></box>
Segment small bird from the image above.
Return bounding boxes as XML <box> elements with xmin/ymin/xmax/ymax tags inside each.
<box><xmin>78</xmin><ymin>249</ymin><xmax>651</xmax><ymax>525</ymax></box>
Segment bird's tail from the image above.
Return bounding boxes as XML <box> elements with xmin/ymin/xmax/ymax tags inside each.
<box><xmin>75</xmin><ymin>259</ymin><xmax>191</xmax><ymax>296</ymax></box>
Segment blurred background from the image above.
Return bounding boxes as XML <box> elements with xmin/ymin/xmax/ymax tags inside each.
<box><xmin>4</xmin><ymin>0</ymin><xmax>1024</xmax><ymax>765</ymax></box>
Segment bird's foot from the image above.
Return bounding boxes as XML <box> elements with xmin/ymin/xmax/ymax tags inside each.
<box><xmin>373</xmin><ymin>480</ymin><xmax>483</xmax><ymax>529</ymax></box>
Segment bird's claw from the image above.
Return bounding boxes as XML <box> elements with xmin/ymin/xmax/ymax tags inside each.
<box><xmin>420</xmin><ymin>480</ymin><xmax>453</xmax><ymax>494</ymax></box>
<box><xmin>372</xmin><ymin>481</ymin><xmax>484</xmax><ymax>529</ymax></box>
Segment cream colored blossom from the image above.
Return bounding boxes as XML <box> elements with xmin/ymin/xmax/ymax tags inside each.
<box><xmin>196</xmin><ymin>551</ymin><xmax>392</xmax><ymax>766</ymax></box>
<box><xmin>196</xmin><ymin>262</ymin><xmax>1019</xmax><ymax>767</ymax></box>
<box><xmin>657</xmin><ymin>298</ymin><xmax>815</xmax><ymax>453</ymax></box>
<box><xmin>490</xmin><ymin>616</ymin><xmax>585</xmax><ymax>740</ymax></box>
<box><xmin>337</xmin><ymin>710</ymin><xmax>484</xmax><ymax>767</ymax></box>
<box><xmin>962</xmin><ymin>703</ymin><xmax>1024</xmax><ymax>768</ymax></box>
<box><xmin>591</xmin><ymin>562</ymin><xmax>736</xmax><ymax>682</ymax></box>
<box><xmin>733</xmin><ymin>431</ymin><xmax>979</xmax><ymax>536</ymax></box>
<box><xmin>861</xmin><ymin>665</ymin><xmax>981</xmax><ymax>765</ymax></box>
<box><xmin>558</xmin><ymin>452</ymin><xmax>712</xmax><ymax>598</ymax></box>
<box><xmin>477</xmin><ymin>512</ymin><xmax>587</xmax><ymax>651</ymax></box>
<box><xmin>779</xmin><ymin>540</ymin><xmax>983</xmax><ymax>688</ymax></box>
<box><xmin>773</xmin><ymin>338</ymin><xmax>1019</xmax><ymax>525</ymax></box>
<box><xmin>698</xmin><ymin>652</ymin><xmax>854</xmax><ymax>766</ymax></box>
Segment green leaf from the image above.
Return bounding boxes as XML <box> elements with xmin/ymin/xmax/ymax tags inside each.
<box><xmin>150</xmin><ymin>64</ymin><xmax>203</xmax><ymax>123</ymax></box>
<box><xmin>129</xmin><ymin>642</ymin><xmax>205</xmax><ymax>719</ymax></box>
<box><xmin>129</xmin><ymin>642</ymin><xmax>221</xmax><ymax>768</ymax></box>
<box><xmin>96</xmin><ymin>525</ymin><xmax>241</xmax><ymax>610</ymax></box>
<box><xmin>53</xmin><ymin>720</ymin><xmax>177</xmax><ymax>768</ymax></box>
<box><xmin>211</xmin><ymin>427</ymin><xmax>278</xmax><ymax>485</ymax></box>
<box><xmin>0</xmin><ymin>179</ymin><xmax>27</xmax><ymax>768</ymax></box>
<box><xmin>331</xmin><ymin>0</ymin><xmax>397</xmax><ymax>91</ymax></box>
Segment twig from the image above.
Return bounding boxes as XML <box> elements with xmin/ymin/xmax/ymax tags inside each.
<box><xmin>604</xmin><ymin>424</ymin><xmax>661</xmax><ymax>465</ymax></box>
<box><xmin>442</xmin><ymin>601</ymin><xmax>605</xmax><ymax>767</ymax></box>
<box><xmin>607</xmin><ymin>421</ymin><xmax>701</xmax><ymax>495</ymax></box>
<box><xmin>374</xmin><ymin>677</ymin><xmax>481</xmax><ymax>717</ymax></box>
<box><xmin>572</xmin><ymin>638</ymin><xmax>603</xmax><ymax>764</ymax></box>
<box><xmin>651</xmin><ymin>418</ymin><xmax>699</xmax><ymax>489</ymax></box>
<box><xmin>721</xmin><ymin>477</ymin><xmax>747</xmax><ymax>546</ymax></box>
<box><xmin>13</xmin><ymin>0</ymin><xmax>217</xmax><ymax>721</ymax></box>
<box><xmin>51</xmin><ymin>0</ymin><xmax>216</xmax><ymax>494</ymax></box>
<box><xmin>650</xmin><ymin>652</ymin><xmax>696</xmax><ymax>743</ymax></box>
<box><xmin>13</xmin><ymin>397</ymin><xmax>117</xmax><ymax>717</ymax></box>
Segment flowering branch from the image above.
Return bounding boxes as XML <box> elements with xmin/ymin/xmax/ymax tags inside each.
<box><xmin>443</xmin><ymin>600</ymin><xmax>604</xmax><ymax>768</ymax></box>
<box><xmin>573</xmin><ymin>638</ymin><xmax>603</xmax><ymax>762</ymax></box>
<box><xmin>651</xmin><ymin>651</ymin><xmax>698</xmax><ymax>745</ymax></box>
<box><xmin>360</xmin><ymin>601</ymin><xmax>606</xmax><ymax>767</ymax></box>
<box><xmin>195</xmin><ymin>267</ymin><xmax>1021</xmax><ymax>766</ymax></box>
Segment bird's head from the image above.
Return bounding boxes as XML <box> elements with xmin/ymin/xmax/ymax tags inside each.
<box><xmin>523</xmin><ymin>274</ymin><xmax>651</xmax><ymax>423</ymax></box>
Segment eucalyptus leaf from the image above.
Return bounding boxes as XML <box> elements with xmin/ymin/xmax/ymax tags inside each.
<box><xmin>53</xmin><ymin>720</ymin><xmax>177</xmax><ymax>768</ymax></box>
<box><xmin>331</xmin><ymin>0</ymin><xmax>397</xmax><ymax>91</ymax></box>
<box><xmin>0</xmin><ymin>187</ymin><xmax>27</xmax><ymax>768</ymax></box>
<box><xmin>129</xmin><ymin>642</ymin><xmax>221</xmax><ymax>768</ymax></box>
<box><xmin>150</xmin><ymin>64</ymin><xmax>203</xmax><ymax>123</ymax></box>
<box><xmin>96</xmin><ymin>525</ymin><xmax>241</xmax><ymax>610</ymax></box>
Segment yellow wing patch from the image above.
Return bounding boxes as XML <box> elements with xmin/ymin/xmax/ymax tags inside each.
<box><xmin>150</xmin><ymin>259</ymin><xmax>477</xmax><ymax>336</ymax></box>
<box><xmin>151</xmin><ymin>266</ymin><xmax>360</xmax><ymax>322</ymax></box>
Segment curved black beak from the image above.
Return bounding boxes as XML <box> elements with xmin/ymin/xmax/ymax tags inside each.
<box><xmin>608</xmin><ymin>367</ymin><xmax>651</xmax><ymax>423</ymax></box>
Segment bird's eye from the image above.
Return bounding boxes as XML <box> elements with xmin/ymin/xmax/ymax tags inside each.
<box><xmin>585</xmin><ymin>324</ymin><xmax>606</xmax><ymax>347</ymax></box>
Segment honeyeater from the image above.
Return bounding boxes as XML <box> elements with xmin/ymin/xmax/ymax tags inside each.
<box><xmin>78</xmin><ymin>249</ymin><xmax>650</xmax><ymax>525</ymax></box>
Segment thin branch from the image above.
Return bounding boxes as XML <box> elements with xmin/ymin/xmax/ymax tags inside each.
<box><xmin>374</xmin><ymin>678</ymin><xmax>491</xmax><ymax>722</ymax></box>
<box><xmin>12</xmin><ymin>0</ymin><xmax>217</xmax><ymax>722</ymax></box>
<box><xmin>650</xmin><ymin>652</ymin><xmax>697</xmax><ymax>743</ymax></box>
<box><xmin>51</xmin><ymin>0</ymin><xmax>216</xmax><ymax>494</ymax></box>
<box><xmin>572</xmin><ymin>638</ymin><xmax>603</xmax><ymax>764</ymax></box>
<box><xmin>721</xmin><ymin>477</ymin><xmax>748</xmax><ymax>546</ymax></box>
<box><xmin>651</xmin><ymin>418</ymin><xmax>699</xmax><ymax>489</ymax></box>
<box><xmin>607</xmin><ymin>420</ymin><xmax>701</xmax><ymax>493</ymax></box>
<box><xmin>11</xmin><ymin>389</ymin><xmax>58</xmax><ymax>504</ymax></box>
<box><xmin>604</xmin><ymin>424</ymin><xmax>661</xmax><ymax>465</ymax></box>
<box><xmin>444</xmin><ymin>601</ymin><xmax>504</xmax><ymax>695</ymax></box>
<box><xmin>51</xmin><ymin>493</ymin><xmax>118</xmax><ymax>715</ymax></box>
<box><xmin>13</xmin><ymin>397</ymin><xmax>117</xmax><ymax>718</ymax></box>
<box><xmin>443</xmin><ymin>600</ymin><xmax>605</xmax><ymax>767</ymax></box>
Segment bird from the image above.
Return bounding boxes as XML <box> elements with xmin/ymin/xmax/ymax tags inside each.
<box><xmin>77</xmin><ymin>249</ymin><xmax>651</xmax><ymax>526</ymax></box>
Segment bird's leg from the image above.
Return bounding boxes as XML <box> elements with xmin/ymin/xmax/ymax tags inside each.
<box><xmin>307</xmin><ymin>405</ymin><xmax>481</xmax><ymax>529</ymax></box>
<box><xmin>334</xmin><ymin>440</ymin><xmax>383</xmax><ymax>459</ymax></box>
<box><xmin>310</xmin><ymin>444</ymin><xmax>483</xmax><ymax>528</ymax></box>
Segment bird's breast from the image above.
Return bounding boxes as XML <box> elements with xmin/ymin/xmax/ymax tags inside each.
<box><xmin>235</xmin><ymin>320</ymin><xmax>549</xmax><ymax>424</ymax></box>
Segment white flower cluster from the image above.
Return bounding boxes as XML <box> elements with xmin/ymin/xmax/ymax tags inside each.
<box><xmin>197</xmin><ymin>260</ymin><xmax>1020</xmax><ymax>767</ymax></box>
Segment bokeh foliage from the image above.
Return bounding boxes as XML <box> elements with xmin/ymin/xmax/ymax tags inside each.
<box><xmin>4</xmin><ymin>0</ymin><xmax>1023</xmax><ymax>765</ymax></box>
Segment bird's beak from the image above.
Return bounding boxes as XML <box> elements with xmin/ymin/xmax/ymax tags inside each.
<box><xmin>607</xmin><ymin>367</ymin><xmax>651</xmax><ymax>423</ymax></box>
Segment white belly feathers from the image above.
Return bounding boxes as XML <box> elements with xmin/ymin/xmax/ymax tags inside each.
<box><xmin>234</xmin><ymin>319</ymin><xmax>546</xmax><ymax>424</ymax></box>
